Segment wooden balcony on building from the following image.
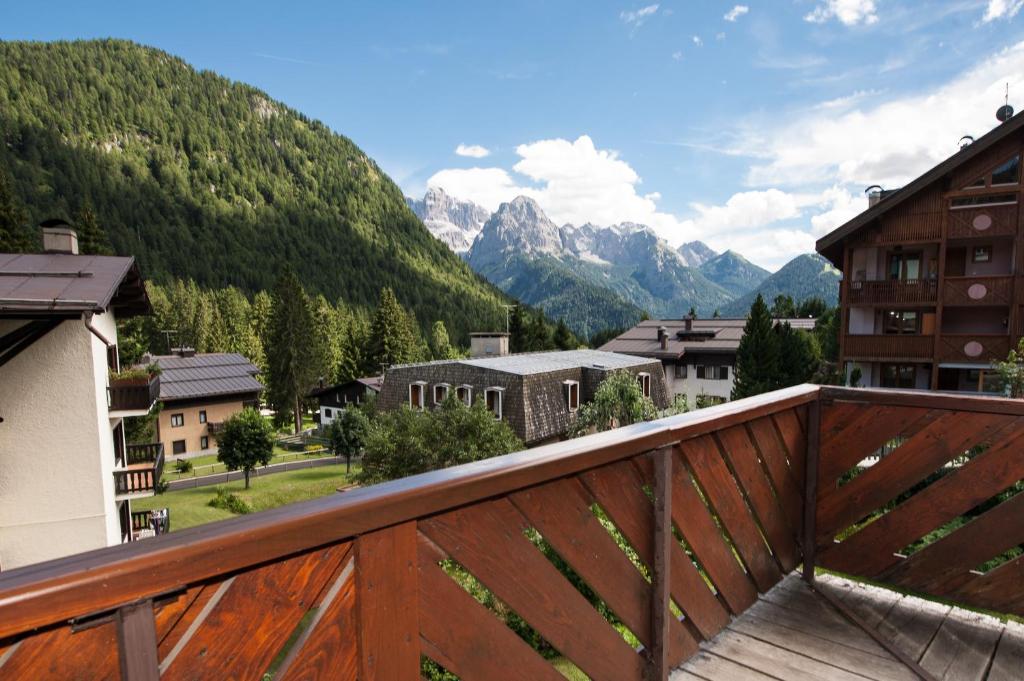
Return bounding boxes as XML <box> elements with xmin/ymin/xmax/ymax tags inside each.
<box><xmin>113</xmin><ymin>442</ymin><xmax>164</xmax><ymax>498</ymax></box>
<box><xmin>1</xmin><ymin>386</ymin><xmax>1023</xmax><ymax>680</ymax></box>
<box><xmin>943</xmin><ymin>275</ymin><xmax>1014</xmax><ymax>307</ymax></box>
<box><xmin>844</xmin><ymin>333</ymin><xmax>934</xmax><ymax>361</ymax></box>
<box><xmin>848</xmin><ymin>279</ymin><xmax>937</xmax><ymax>306</ymax></box>
<box><xmin>937</xmin><ymin>334</ymin><xmax>1012</xmax><ymax>363</ymax></box>
<box><xmin>948</xmin><ymin>202</ymin><xmax>1019</xmax><ymax>239</ymax></box>
<box><xmin>107</xmin><ymin>373</ymin><xmax>160</xmax><ymax>415</ymax></box>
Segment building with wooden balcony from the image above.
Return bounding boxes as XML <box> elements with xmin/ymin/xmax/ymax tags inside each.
<box><xmin>818</xmin><ymin>107</ymin><xmax>1024</xmax><ymax>393</ymax></box>
<box><xmin>0</xmin><ymin>224</ymin><xmax>157</xmax><ymax>570</ymax></box>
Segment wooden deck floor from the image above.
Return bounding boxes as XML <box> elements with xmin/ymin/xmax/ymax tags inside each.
<box><xmin>673</xmin><ymin>573</ymin><xmax>1024</xmax><ymax>681</ymax></box>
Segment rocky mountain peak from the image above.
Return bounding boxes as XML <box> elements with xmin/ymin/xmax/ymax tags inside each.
<box><xmin>677</xmin><ymin>240</ymin><xmax>718</xmax><ymax>268</ymax></box>
<box><xmin>406</xmin><ymin>187</ymin><xmax>490</xmax><ymax>253</ymax></box>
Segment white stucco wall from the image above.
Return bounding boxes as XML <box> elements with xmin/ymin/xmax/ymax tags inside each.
<box><xmin>661</xmin><ymin>361</ymin><xmax>733</xmax><ymax>409</ymax></box>
<box><xmin>0</xmin><ymin>313</ymin><xmax>121</xmax><ymax>569</ymax></box>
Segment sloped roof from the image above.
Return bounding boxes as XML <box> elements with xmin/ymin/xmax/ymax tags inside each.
<box><xmin>0</xmin><ymin>253</ymin><xmax>150</xmax><ymax>317</ymax></box>
<box><xmin>390</xmin><ymin>349</ymin><xmax>656</xmax><ymax>377</ymax></box>
<box><xmin>149</xmin><ymin>352</ymin><xmax>263</xmax><ymax>401</ymax></box>
<box><xmin>599</xmin><ymin>318</ymin><xmax>817</xmax><ymax>359</ymax></box>
<box><xmin>816</xmin><ymin>109</ymin><xmax>1024</xmax><ymax>266</ymax></box>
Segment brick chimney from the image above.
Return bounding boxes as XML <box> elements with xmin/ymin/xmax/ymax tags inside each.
<box><xmin>658</xmin><ymin>326</ymin><xmax>668</xmax><ymax>350</ymax></box>
<box><xmin>40</xmin><ymin>219</ymin><xmax>78</xmax><ymax>255</ymax></box>
<box><xmin>684</xmin><ymin>316</ymin><xmax>693</xmax><ymax>332</ymax></box>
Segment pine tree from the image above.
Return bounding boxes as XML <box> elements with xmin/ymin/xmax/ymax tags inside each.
<box><xmin>732</xmin><ymin>294</ymin><xmax>781</xmax><ymax>400</ymax></box>
<box><xmin>310</xmin><ymin>294</ymin><xmax>340</xmax><ymax>382</ymax></box>
<box><xmin>368</xmin><ymin>287</ymin><xmax>420</xmax><ymax>370</ymax></box>
<box><xmin>509</xmin><ymin>304</ymin><xmax>526</xmax><ymax>353</ymax></box>
<box><xmin>266</xmin><ymin>268</ymin><xmax>318</xmax><ymax>433</ymax></box>
<box><xmin>430</xmin><ymin>320</ymin><xmax>455</xmax><ymax>360</ymax></box>
<box><xmin>0</xmin><ymin>169</ymin><xmax>34</xmax><ymax>252</ymax></box>
<box><xmin>74</xmin><ymin>203</ymin><xmax>113</xmax><ymax>255</ymax></box>
<box><xmin>688</xmin><ymin>306</ymin><xmax>697</xmax><ymax>319</ymax></box>
<box><xmin>553</xmin><ymin>319</ymin><xmax>575</xmax><ymax>350</ymax></box>
<box><xmin>776</xmin><ymin>322</ymin><xmax>819</xmax><ymax>387</ymax></box>
<box><xmin>771</xmin><ymin>294</ymin><xmax>796</xmax><ymax>318</ymax></box>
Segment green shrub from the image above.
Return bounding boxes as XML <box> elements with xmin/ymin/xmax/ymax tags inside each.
<box><xmin>174</xmin><ymin>458</ymin><xmax>193</xmax><ymax>473</ymax></box>
<box><xmin>208</xmin><ymin>488</ymin><xmax>252</xmax><ymax>514</ymax></box>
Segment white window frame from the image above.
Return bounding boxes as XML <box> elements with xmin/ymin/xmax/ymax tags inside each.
<box><xmin>170</xmin><ymin>413</ymin><xmax>184</xmax><ymax>428</ymax></box>
<box><xmin>434</xmin><ymin>383</ymin><xmax>451</xmax><ymax>405</ymax></box>
<box><xmin>457</xmin><ymin>384</ymin><xmax>473</xmax><ymax>406</ymax></box>
<box><xmin>637</xmin><ymin>372</ymin><xmax>651</xmax><ymax>398</ymax></box>
<box><xmin>563</xmin><ymin>380</ymin><xmax>580</xmax><ymax>412</ymax></box>
<box><xmin>484</xmin><ymin>387</ymin><xmax>504</xmax><ymax>420</ymax></box>
<box><xmin>409</xmin><ymin>381</ymin><xmax>427</xmax><ymax>410</ymax></box>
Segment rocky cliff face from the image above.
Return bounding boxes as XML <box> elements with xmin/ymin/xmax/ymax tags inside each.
<box><xmin>406</xmin><ymin>187</ymin><xmax>490</xmax><ymax>253</ymax></box>
<box><xmin>467</xmin><ymin>196</ymin><xmax>565</xmax><ymax>269</ymax></box>
<box><xmin>677</xmin><ymin>240</ymin><xmax>718</xmax><ymax>267</ymax></box>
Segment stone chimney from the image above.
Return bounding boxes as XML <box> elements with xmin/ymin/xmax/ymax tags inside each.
<box><xmin>173</xmin><ymin>347</ymin><xmax>197</xmax><ymax>358</ymax></box>
<box><xmin>684</xmin><ymin>316</ymin><xmax>693</xmax><ymax>332</ymax></box>
<box><xmin>40</xmin><ymin>219</ymin><xmax>79</xmax><ymax>255</ymax></box>
<box><xmin>470</xmin><ymin>332</ymin><xmax>510</xmax><ymax>358</ymax></box>
<box><xmin>658</xmin><ymin>326</ymin><xmax>668</xmax><ymax>350</ymax></box>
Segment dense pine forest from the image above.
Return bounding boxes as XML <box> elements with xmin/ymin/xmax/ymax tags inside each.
<box><xmin>0</xmin><ymin>39</ymin><xmax>516</xmax><ymax>341</ymax></box>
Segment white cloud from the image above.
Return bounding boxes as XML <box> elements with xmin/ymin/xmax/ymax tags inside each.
<box><xmin>672</xmin><ymin>50</ymin><xmax>684</xmax><ymax>61</ymax></box>
<box><xmin>724</xmin><ymin>5</ymin><xmax>749</xmax><ymax>22</ymax></box>
<box><xmin>805</xmin><ymin>0</ymin><xmax>879</xmax><ymax>26</ymax></box>
<box><xmin>716</xmin><ymin>32</ymin><xmax>727</xmax><ymax>41</ymax></box>
<box><xmin>620</xmin><ymin>4</ymin><xmax>659</xmax><ymax>27</ymax></box>
<box><xmin>427</xmin><ymin>167</ymin><xmax>530</xmax><ymax>212</ymax></box>
<box><xmin>983</xmin><ymin>0</ymin><xmax>1024</xmax><ymax>22</ymax></box>
<box><xmin>692</xmin><ymin>35</ymin><xmax>704</xmax><ymax>47</ymax></box>
<box><xmin>455</xmin><ymin>143</ymin><xmax>490</xmax><ymax>158</ymax></box>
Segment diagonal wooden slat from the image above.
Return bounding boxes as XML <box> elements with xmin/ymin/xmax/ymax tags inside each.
<box><xmin>816</xmin><ymin>411</ymin><xmax>1013</xmax><ymax>543</ymax></box>
<box><xmin>747</xmin><ymin>416</ymin><xmax>803</xmax><ymax>534</ymax></box>
<box><xmin>419</xmin><ymin>498</ymin><xmax>645</xmax><ymax>681</ymax></box>
<box><xmin>680</xmin><ymin>435</ymin><xmax>783</xmax><ymax>593</ymax></box>
<box><xmin>0</xmin><ymin>621</ymin><xmax>118</xmax><ymax>680</ymax></box>
<box><xmin>583</xmin><ymin>459</ymin><xmax>731</xmax><ymax>643</ymax></box>
<box><xmin>417</xmin><ymin>538</ymin><xmax>565</xmax><ymax>681</ymax></box>
<box><xmin>161</xmin><ymin>542</ymin><xmax>349</xmax><ymax>680</ymax></box>
<box><xmin>509</xmin><ymin>476</ymin><xmax>698</xmax><ymax>659</ymax></box>
<box><xmin>945</xmin><ymin>554</ymin><xmax>1024</xmax><ymax>616</ymax></box>
<box><xmin>715</xmin><ymin>425</ymin><xmax>800</xmax><ymax>571</ymax></box>
<box><xmin>818</xmin><ymin>406</ymin><xmax>934</xmax><ymax>486</ymax></box>
<box><xmin>820</xmin><ymin>419</ymin><xmax>1024</xmax><ymax>578</ymax></box>
<box><xmin>773</xmin><ymin>408</ymin><xmax>807</xmax><ymax>490</ymax></box>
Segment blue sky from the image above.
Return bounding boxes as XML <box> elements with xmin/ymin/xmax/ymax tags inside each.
<box><xmin>4</xmin><ymin>1</ymin><xmax>1024</xmax><ymax>268</ymax></box>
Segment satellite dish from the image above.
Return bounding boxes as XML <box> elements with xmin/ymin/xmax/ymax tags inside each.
<box><xmin>959</xmin><ymin>135</ymin><xmax>974</xmax><ymax>148</ymax></box>
<box><xmin>997</xmin><ymin>104</ymin><xmax>1014</xmax><ymax>122</ymax></box>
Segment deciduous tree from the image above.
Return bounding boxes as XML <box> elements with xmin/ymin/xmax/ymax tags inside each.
<box><xmin>217</xmin><ymin>407</ymin><xmax>274</xmax><ymax>489</ymax></box>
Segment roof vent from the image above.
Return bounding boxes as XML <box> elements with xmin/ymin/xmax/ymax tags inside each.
<box><xmin>173</xmin><ymin>347</ymin><xmax>197</xmax><ymax>358</ymax></box>
<box><xmin>40</xmin><ymin>219</ymin><xmax>79</xmax><ymax>255</ymax></box>
<box><xmin>959</xmin><ymin>135</ymin><xmax>974</xmax><ymax>149</ymax></box>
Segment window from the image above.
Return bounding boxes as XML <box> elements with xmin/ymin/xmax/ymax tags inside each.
<box><xmin>696</xmin><ymin>366</ymin><xmax>729</xmax><ymax>380</ymax></box>
<box><xmin>199</xmin><ymin>410</ymin><xmax>207</xmax><ymax>424</ymax></box>
<box><xmin>888</xmin><ymin>252</ymin><xmax>921</xmax><ymax>281</ymax></box>
<box><xmin>434</xmin><ymin>383</ymin><xmax>450</xmax><ymax>405</ymax></box>
<box><xmin>991</xmin><ymin>155</ymin><xmax>1020</xmax><ymax>185</ymax></box>
<box><xmin>170</xmin><ymin>413</ymin><xmax>184</xmax><ymax>428</ymax></box>
<box><xmin>968</xmin><ymin>369</ymin><xmax>1003</xmax><ymax>393</ymax></box>
<box><xmin>880</xmin><ymin>364</ymin><xmax>916</xmax><ymax>389</ymax></box>
<box><xmin>324</xmin><ymin>407</ymin><xmax>333</xmax><ymax>419</ymax></box>
<box><xmin>637</xmin><ymin>372</ymin><xmax>651</xmax><ymax>397</ymax></box>
<box><xmin>172</xmin><ymin>440</ymin><xmax>186</xmax><ymax>455</ymax></box>
<box><xmin>674</xmin><ymin>364</ymin><xmax>688</xmax><ymax>379</ymax></box>
<box><xmin>564</xmin><ymin>380</ymin><xmax>580</xmax><ymax>412</ymax></box>
<box><xmin>882</xmin><ymin>310</ymin><xmax>920</xmax><ymax>335</ymax></box>
<box><xmin>485</xmin><ymin>387</ymin><xmax>503</xmax><ymax>420</ymax></box>
<box><xmin>951</xmin><ymin>193</ymin><xmax>1018</xmax><ymax>208</ymax></box>
<box><xmin>972</xmin><ymin>245</ymin><xmax>992</xmax><ymax>263</ymax></box>
<box><xmin>409</xmin><ymin>382</ymin><xmax>426</xmax><ymax>410</ymax></box>
<box><xmin>456</xmin><ymin>385</ymin><xmax>473</xmax><ymax>406</ymax></box>
<box><xmin>200</xmin><ymin>436</ymin><xmax>209</xmax><ymax>450</ymax></box>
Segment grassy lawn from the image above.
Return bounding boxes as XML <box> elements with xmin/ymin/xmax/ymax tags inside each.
<box><xmin>162</xmin><ymin>447</ymin><xmax>337</xmax><ymax>481</ymax></box>
<box><xmin>135</xmin><ymin>463</ymin><xmax>361</xmax><ymax>531</ymax></box>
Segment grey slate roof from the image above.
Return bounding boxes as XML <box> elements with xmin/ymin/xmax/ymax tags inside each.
<box><xmin>599</xmin><ymin>318</ymin><xmax>817</xmax><ymax>360</ymax></box>
<box><xmin>458</xmin><ymin>349</ymin><xmax>655</xmax><ymax>375</ymax></box>
<box><xmin>149</xmin><ymin>353</ymin><xmax>263</xmax><ymax>401</ymax></box>
<box><xmin>0</xmin><ymin>253</ymin><xmax>151</xmax><ymax>317</ymax></box>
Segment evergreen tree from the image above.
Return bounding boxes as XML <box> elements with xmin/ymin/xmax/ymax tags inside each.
<box><xmin>713</xmin><ymin>309</ymin><xmax>721</xmax><ymax>319</ymax></box>
<box><xmin>310</xmin><ymin>294</ymin><xmax>340</xmax><ymax>382</ymax></box>
<box><xmin>796</xmin><ymin>297</ymin><xmax>828</xmax><ymax>318</ymax></box>
<box><xmin>368</xmin><ymin>287</ymin><xmax>420</xmax><ymax>370</ymax></box>
<box><xmin>771</xmin><ymin>294</ymin><xmax>797</xmax><ymax>318</ymax></box>
<box><xmin>250</xmin><ymin>290</ymin><xmax>274</xmax><ymax>370</ymax></box>
<box><xmin>0</xmin><ymin>169</ymin><xmax>33</xmax><ymax>252</ymax></box>
<box><xmin>266</xmin><ymin>268</ymin><xmax>318</xmax><ymax>433</ymax></box>
<box><xmin>553</xmin><ymin>319</ymin><xmax>575</xmax><ymax>350</ymax></box>
<box><xmin>429</xmin><ymin>320</ymin><xmax>456</xmax><ymax>360</ymax></box>
<box><xmin>509</xmin><ymin>304</ymin><xmax>526</xmax><ymax>353</ymax></box>
<box><xmin>776</xmin><ymin>322</ymin><xmax>820</xmax><ymax>387</ymax></box>
<box><xmin>732</xmin><ymin>294</ymin><xmax>781</xmax><ymax>400</ymax></box>
<box><xmin>688</xmin><ymin>306</ymin><xmax>697</xmax><ymax>319</ymax></box>
<box><xmin>814</xmin><ymin>307</ymin><xmax>840</xmax><ymax>364</ymax></box>
<box><xmin>73</xmin><ymin>203</ymin><xmax>113</xmax><ymax>255</ymax></box>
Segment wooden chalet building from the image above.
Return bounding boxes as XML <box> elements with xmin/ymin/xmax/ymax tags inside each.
<box><xmin>817</xmin><ymin>107</ymin><xmax>1024</xmax><ymax>392</ymax></box>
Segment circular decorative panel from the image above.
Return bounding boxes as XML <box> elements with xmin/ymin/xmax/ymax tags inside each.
<box><xmin>964</xmin><ymin>341</ymin><xmax>984</xmax><ymax>357</ymax></box>
<box><xmin>967</xmin><ymin>283</ymin><xmax>988</xmax><ymax>300</ymax></box>
<box><xmin>972</xmin><ymin>214</ymin><xmax>993</xmax><ymax>231</ymax></box>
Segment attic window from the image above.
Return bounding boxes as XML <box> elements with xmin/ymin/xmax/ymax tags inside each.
<box><xmin>485</xmin><ymin>387</ymin><xmax>504</xmax><ymax>420</ymax></box>
<box><xmin>564</xmin><ymin>380</ymin><xmax>580</xmax><ymax>412</ymax></box>
<box><xmin>992</xmin><ymin>155</ymin><xmax>1020</xmax><ymax>185</ymax></box>
<box><xmin>456</xmin><ymin>384</ymin><xmax>472</xmax><ymax>406</ymax></box>
<box><xmin>637</xmin><ymin>372</ymin><xmax>652</xmax><ymax>398</ymax></box>
<box><xmin>434</xmin><ymin>383</ymin><xmax>450</xmax><ymax>405</ymax></box>
<box><xmin>951</xmin><ymin>193</ymin><xmax>1017</xmax><ymax>208</ymax></box>
<box><xmin>409</xmin><ymin>382</ymin><xmax>426</xmax><ymax>410</ymax></box>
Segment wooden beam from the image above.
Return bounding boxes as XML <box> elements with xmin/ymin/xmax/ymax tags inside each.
<box><xmin>115</xmin><ymin>600</ymin><xmax>159</xmax><ymax>681</ymax></box>
<box><xmin>650</xmin><ymin>447</ymin><xmax>673</xmax><ymax>681</ymax></box>
<box><xmin>801</xmin><ymin>398</ymin><xmax>822</xmax><ymax>583</ymax></box>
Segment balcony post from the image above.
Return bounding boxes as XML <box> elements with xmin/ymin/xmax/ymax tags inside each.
<box><xmin>649</xmin><ymin>445</ymin><xmax>673</xmax><ymax>681</ymax></box>
<box><xmin>802</xmin><ymin>398</ymin><xmax>822</xmax><ymax>583</ymax></box>
<box><xmin>115</xmin><ymin>599</ymin><xmax>159</xmax><ymax>681</ymax></box>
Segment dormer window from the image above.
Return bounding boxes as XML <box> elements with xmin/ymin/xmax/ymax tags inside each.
<box><xmin>434</xmin><ymin>383</ymin><xmax>450</xmax><ymax>405</ymax></box>
<box><xmin>409</xmin><ymin>381</ymin><xmax>426</xmax><ymax>410</ymax></box>
<box><xmin>564</xmin><ymin>380</ymin><xmax>580</xmax><ymax>412</ymax></box>
<box><xmin>456</xmin><ymin>384</ymin><xmax>473</xmax><ymax>406</ymax></box>
<box><xmin>962</xmin><ymin>154</ymin><xmax>1020</xmax><ymax>190</ymax></box>
<box><xmin>637</xmin><ymin>372</ymin><xmax>651</xmax><ymax>398</ymax></box>
<box><xmin>485</xmin><ymin>387</ymin><xmax>504</xmax><ymax>420</ymax></box>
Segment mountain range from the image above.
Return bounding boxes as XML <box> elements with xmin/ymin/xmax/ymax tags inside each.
<box><xmin>409</xmin><ymin>189</ymin><xmax>840</xmax><ymax>336</ymax></box>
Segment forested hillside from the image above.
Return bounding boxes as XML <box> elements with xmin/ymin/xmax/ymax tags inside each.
<box><xmin>0</xmin><ymin>39</ymin><xmax>507</xmax><ymax>339</ymax></box>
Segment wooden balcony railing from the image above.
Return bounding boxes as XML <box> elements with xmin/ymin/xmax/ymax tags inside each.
<box><xmin>948</xmin><ymin>202</ymin><xmax>1019</xmax><ymax>239</ymax></box>
<box><xmin>847</xmin><ymin>279</ymin><xmax>937</xmax><ymax>305</ymax></box>
<box><xmin>943</xmin><ymin>275</ymin><xmax>1014</xmax><ymax>306</ymax></box>
<box><xmin>0</xmin><ymin>386</ymin><xmax>1022</xmax><ymax>680</ymax></box>
<box><xmin>108</xmin><ymin>373</ymin><xmax>160</xmax><ymax>413</ymax></box>
<box><xmin>844</xmin><ymin>333</ymin><xmax>934</xmax><ymax>361</ymax></box>
<box><xmin>936</xmin><ymin>334</ymin><xmax>1011</xmax><ymax>363</ymax></box>
<box><xmin>112</xmin><ymin>445</ymin><xmax>164</xmax><ymax>497</ymax></box>
<box><xmin>126</xmin><ymin>442</ymin><xmax>163</xmax><ymax>466</ymax></box>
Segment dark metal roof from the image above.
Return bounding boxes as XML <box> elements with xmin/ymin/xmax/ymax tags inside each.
<box><xmin>816</xmin><ymin>109</ymin><xmax>1024</xmax><ymax>266</ymax></box>
<box><xmin>307</xmin><ymin>376</ymin><xmax>383</xmax><ymax>398</ymax></box>
<box><xmin>0</xmin><ymin>253</ymin><xmax>151</xmax><ymax>317</ymax></box>
<box><xmin>391</xmin><ymin>349</ymin><xmax>657</xmax><ymax>377</ymax></box>
<box><xmin>148</xmin><ymin>352</ymin><xmax>263</xmax><ymax>401</ymax></box>
<box><xmin>599</xmin><ymin>318</ymin><xmax>817</xmax><ymax>359</ymax></box>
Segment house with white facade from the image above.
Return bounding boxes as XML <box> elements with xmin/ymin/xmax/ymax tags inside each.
<box><xmin>0</xmin><ymin>226</ymin><xmax>160</xmax><ymax>570</ymax></box>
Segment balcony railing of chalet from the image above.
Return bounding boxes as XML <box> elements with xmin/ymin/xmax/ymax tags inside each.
<box><xmin>937</xmin><ymin>333</ymin><xmax>1012</xmax><ymax>363</ymax></box>
<box><xmin>0</xmin><ymin>386</ymin><xmax>1023</xmax><ymax>680</ymax></box>
<box><xmin>848</xmin><ymin>278</ymin><xmax>937</xmax><ymax>305</ymax></box>
<box><xmin>844</xmin><ymin>333</ymin><xmax>934</xmax><ymax>360</ymax></box>
<box><xmin>113</xmin><ymin>445</ymin><xmax>165</xmax><ymax>497</ymax></box>
<box><xmin>943</xmin><ymin>275</ymin><xmax>1014</xmax><ymax>306</ymax></box>
<box><xmin>108</xmin><ymin>373</ymin><xmax>160</xmax><ymax>413</ymax></box>
<box><xmin>864</xmin><ymin>211</ymin><xmax>943</xmax><ymax>245</ymax></box>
